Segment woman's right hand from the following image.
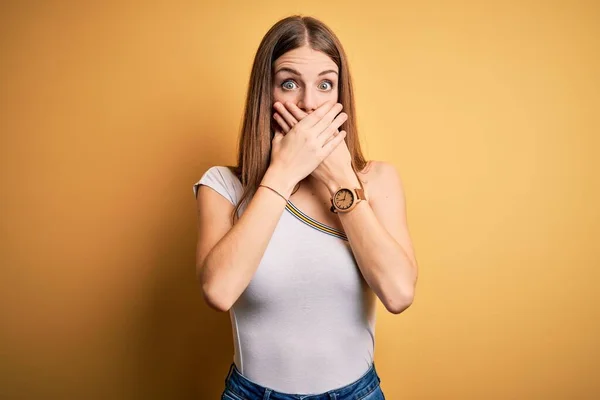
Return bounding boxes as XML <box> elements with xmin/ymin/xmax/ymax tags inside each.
<box><xmin>268</xmin><ymin>101</ymin><xmax>348</xmax><ymax>189</ymax></box>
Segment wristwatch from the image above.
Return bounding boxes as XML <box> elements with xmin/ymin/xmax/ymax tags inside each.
<box><xmin>329</xmin><ymin>173</ymin><xmax>367</xmax><ymax>213</ymax></box>
<box><xmin>330</xmin><ymin>187</ymin><xmax>366</xmax><ymax>213</ymax></box>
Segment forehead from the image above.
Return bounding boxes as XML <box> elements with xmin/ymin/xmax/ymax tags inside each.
<box><xmin>273</xmin><ymin>46</ymin><xmax>338</xmax><ymax>74</ymax></box>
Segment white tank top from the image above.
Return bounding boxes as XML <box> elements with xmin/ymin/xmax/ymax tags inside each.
<box><xmin>193</xmin><ymin>166</ymin><xmax>376</xmax><ymax>394</ymax></box>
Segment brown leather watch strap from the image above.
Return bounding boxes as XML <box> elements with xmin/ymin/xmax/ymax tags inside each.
<box><xmin>355</xmin><ymin>187</ymin><xmax>366</xmax><ymax>200</ymax></box>
<box><xmin>352</xmin><ymin>167</ymin><xmax>367</xmax><ymax>201</ymax></box>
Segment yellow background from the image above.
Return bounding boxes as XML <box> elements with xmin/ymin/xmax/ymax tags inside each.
<box><xmin>1</xmin><ymin>1</ymin><xmax>598</xmax><ymax>399</ymax></box>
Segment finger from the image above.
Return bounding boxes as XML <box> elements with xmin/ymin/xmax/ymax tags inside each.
<box><xmin>273</xmin><ymin>102</ymin><xmax>298</xmax><ymax>128</ymax></box>
<box><xmin>273</xmin><ymin>112</ymin><xmax>291</xmax><ymax>133</ymax></box>
<box><xmin>295</xmin><ymin>100</ymin><xmax>337</xmax><ymax>129</ymax></box>
<box><xmin>316</xmin><ymin>109</ymin><xmax>347</xmax><ymax>140</ymax></box>
<box><xmin>316</xmin><ymin>118</ymin><xmax>343</xmax><ymax>148</ymax></box>
<box><xmin>284</xmin><ymin>101</ymin><xmax>308</xmax><ymax>121</ymax></box>
<box><xmin>312</xmin><ymin>103</ymin><xmax>344</xmax><ymax>134</ymax></box>
<box><xmin>321</xmin><ymin>130</ymin><xmax>347</xmax><ymax>155</ymax></box>
<box><xmin>323</xmin><ymin>129</ymin><xmax>339</xmax><ymax>146</ymax></box>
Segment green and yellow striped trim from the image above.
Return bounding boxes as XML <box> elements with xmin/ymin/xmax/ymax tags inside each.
<box><xmin>285</xmin><ymin>201</ymin><xmax>348</xmax><ymax>241</ymax></box>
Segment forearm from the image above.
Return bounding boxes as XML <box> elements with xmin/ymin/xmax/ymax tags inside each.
<box><xmin>327</xmin><ymin>172</ymin><xmax>417</xmax><ymax>314</ymax></box>
<box><xmin>338</xmin><ymin>201</ymin><xmax>417</xmax><ymax>313</ymax></box>
<box><xmin>201</xmin><ymin>167</ymin><xmax>295</xmax><ymax>311</ymax></box>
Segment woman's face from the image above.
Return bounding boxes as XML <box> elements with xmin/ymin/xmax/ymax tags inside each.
<box><xmin>272</xmin><ymin>45</ymin><xmax>339</xmax><ymax>113</ymax></box>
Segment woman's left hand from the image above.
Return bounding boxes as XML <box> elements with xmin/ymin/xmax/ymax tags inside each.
<box><xmin>273</xmin><ymin>101</ymin><xmax>354</xmax><ymax>190</ymax></box>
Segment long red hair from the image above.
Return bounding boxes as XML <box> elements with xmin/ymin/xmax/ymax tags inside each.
<box><xmin>229</xmin><ymin>15</ymin><xmax>369</xmax><ymax>223</ymax></box>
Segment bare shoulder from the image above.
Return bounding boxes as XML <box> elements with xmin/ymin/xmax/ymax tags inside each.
<box><xmin>358</xmin><ymin>160</ymin><xmax>404</xmax><ymax>203</ymax></box>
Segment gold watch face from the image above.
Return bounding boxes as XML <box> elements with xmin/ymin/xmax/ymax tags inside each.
<box><xmin>333</xmin><ymin>188</ymin><xmax>355</xmax><ymax>210</ymax></box>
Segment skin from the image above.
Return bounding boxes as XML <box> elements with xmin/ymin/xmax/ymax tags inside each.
<box><xmin>195</xmin><ymin>45</ymin><xmax>418</xmax><ymax>314</ymax></box>
<box><xmin>271</xmin><ymin>45</ymin><xmax>353</xmax><ymax>226</ymax></box>
<box><xmin>270</xmin><ymin>46</ymin><xmax>419</xmax><ymax>313</ymax></box>
<box><xmin>272</xmin><ymin>45</ymin><xmax>339</xmax><ymax>116</ymax></box>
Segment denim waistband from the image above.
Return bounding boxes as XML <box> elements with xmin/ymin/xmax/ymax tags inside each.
<box><xmin>224</xmin><ymin>362</ymin><xmax>381</xmax><ymax>400</ymax></box>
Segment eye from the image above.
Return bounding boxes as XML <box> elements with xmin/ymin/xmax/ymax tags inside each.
<box><xmin>319</xmin><ymin>80</ymin><xmax>334</xmax><ymax>91</ymax></box>
<box><xmin>281</xmin><ymin>80</ymin><xmax>298</xmax><ymax>91</ymax></box>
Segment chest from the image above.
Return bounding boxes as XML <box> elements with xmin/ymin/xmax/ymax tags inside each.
<box><xmin>239</xmin><ymin>211</ymin><xmax>367</xmax><ymax>309</ymax></box>
<box><xmin>287</xmin><ymin>185</ymin><xmax>344</xmax><ymax>232</ymax></box>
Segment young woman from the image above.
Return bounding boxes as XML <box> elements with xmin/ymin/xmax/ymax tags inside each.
<box><xmin>193</xmin><ymin>15</ymin><xmax>418</xmax><ymax>400</ymax></box>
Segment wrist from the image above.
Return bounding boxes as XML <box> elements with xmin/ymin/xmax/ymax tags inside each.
<box><xmin>262</xmin><ymin>166</ymin><xmax>297</xmax><ymax>199</ymax></box>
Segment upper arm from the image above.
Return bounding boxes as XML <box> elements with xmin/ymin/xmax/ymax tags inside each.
<box><xmin>369</xmin><ymin>161</ymin><xmax>418</xmax><ymax>272</ymax></box>
<box><xmin>195</xmin><ymin>184</ymin><xmax>235</xmax><ymax>275</ymax></box>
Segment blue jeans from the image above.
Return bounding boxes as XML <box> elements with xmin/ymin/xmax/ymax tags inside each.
<box><xmin>221</xmin><ymin>362</ymin><xmax>386</xmax><ymax>400</ymax></box>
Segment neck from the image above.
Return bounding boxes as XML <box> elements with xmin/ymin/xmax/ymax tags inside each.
<box><xmin>300</xmin><ymin>175</ymin><xmax>329</xmax><ymax>195</ymax></box>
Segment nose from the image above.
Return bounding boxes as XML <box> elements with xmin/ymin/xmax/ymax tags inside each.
<box><xmin>297</xmin><ymin>88</ymin><xmax>318</xmax><ymax>113</ymax></box>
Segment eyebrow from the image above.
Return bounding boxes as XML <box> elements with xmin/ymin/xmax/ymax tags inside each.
<box><xmin>274</xmin><ymin>67</ymin><xmax>338</xmax><ymax>76</ymax></box>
